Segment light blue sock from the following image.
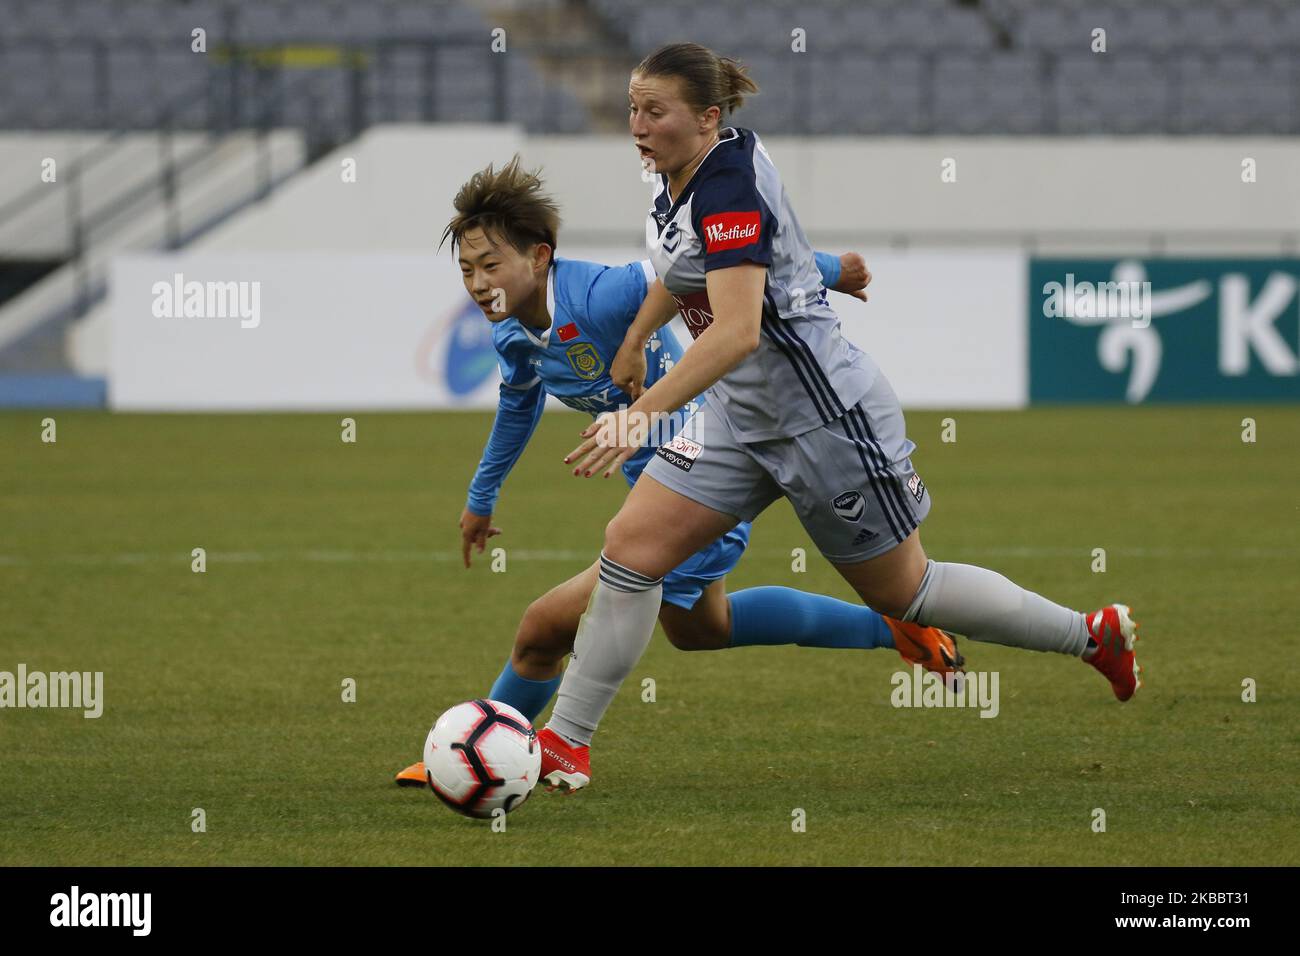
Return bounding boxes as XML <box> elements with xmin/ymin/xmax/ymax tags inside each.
<box><xmin>728</xmin><ymin>587</ymin><xmax>896</xmax><ymax>650</ymax></box>
<box><xmin>488</xmin><ymin>660</ymin><xmax>563</xmax><ymax>722</ymax></box>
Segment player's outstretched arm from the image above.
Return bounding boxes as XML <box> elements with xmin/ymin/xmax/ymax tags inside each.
<box><xmin>567</xmin><ymin>262</ymin><xmax>766</xmax><ymax>478</ymax></box>
<box><xmin>610</xmin><ymin>277</ymin><xmax>677</xmax><ymax>400</ymax></box>
<box><xmin>462</xmin><ymin>379</ymin><xmax>546</xmax><ymax>566</ymax></box>
<box><xmin>632</xmin><ymin>261</ymin><xmax>765</xmax><ymax>416</ymax></box>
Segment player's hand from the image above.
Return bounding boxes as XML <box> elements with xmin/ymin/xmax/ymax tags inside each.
<box><xmin>460</xmin><ymin>508</ymin><xmax>502</xmax><ymax>568</ymax></box>
<box><xmin>833</xmin><ymin>253</ymin><xmax>871</xmax><ymax>301</ymax></box>
<box><xmin>564</xmin><ymin>408</ymin><xmax>648</xmax><ymax>479</ymax></box>
<box><xmin>610</xmin><ymin>341</ymin><xmax>648</xmax><ymax>401</ymax></box>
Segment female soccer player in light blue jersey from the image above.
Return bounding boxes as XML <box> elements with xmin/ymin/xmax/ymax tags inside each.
<box><xmin>542</xmin><ymin>43</ymin><xmax>1143</xmax><ymax>793</ymax></box>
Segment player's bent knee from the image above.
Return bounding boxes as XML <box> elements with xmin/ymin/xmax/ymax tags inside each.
<box><xmin>602</xmin><ymin>514</ymin><xmax>663</xmax><ymax>577</ymax></box>
<box><xmin>861</xmin><ymin>580</ymin><xmax>921</xmax><ymax>620</ymax></box>
<box><xmin>601</xmin><ymin>514</ymin><xmax>636</xmax><ymax>564</ymax></box>
<box><xmin>843</xmin><ymin>544</ymin><xmax>928</xmax><ymax>619</ymax></box>
<box><xmin>848</xmin><ymin>581</ymin><xmax>905</xmax><ymax>620</ymax></box>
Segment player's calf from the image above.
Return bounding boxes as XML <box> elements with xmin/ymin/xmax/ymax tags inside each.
<box><xmin>509</xmin><ymin>592</ymin><xmax>580</xmax><ymax>680</ymax></box>
<box><xmin>657</xmin><ymin>594</ymin><xmax>731</xmax><ymax>651</ymax></box>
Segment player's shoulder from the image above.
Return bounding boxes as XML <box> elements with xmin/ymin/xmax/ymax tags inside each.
<box><xmin>701</xmin><ymin>127</ymin><xmax>762</xmax><ymax>178</ymax></box>
<box><xmin>693</xmin><ymin>128</ymin><xmax>769</xmax><ymax>199</ymax></box>
<box><xmin>552</xmin><ymin>255</ymin><xmax>606</xmax><ymax>289</ymax></box>
<box><xmin>557</xmin><ymin>256</ymin><xmax>647</xmax><ymax>311</ymax></box>
<box><xmin>550</xmin><ymin>256</ymin><xmax>605</xmax><ymax>314</ymax></box>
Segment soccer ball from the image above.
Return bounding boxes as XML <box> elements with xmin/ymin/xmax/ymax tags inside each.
<box><xmin>423</xmin><ymin>699</ymin><xmax>541</xmax><ymax>819</ymax></box>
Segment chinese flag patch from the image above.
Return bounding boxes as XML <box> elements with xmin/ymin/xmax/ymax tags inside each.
<box><xmin>701</xmin><ymin>211</ymin><xmax>761</xmax><ymax>253</ymax></box>
<box><xmin>556</xmin><ymin>322</ymin><xmax>580</xmax><ymax>342</ymax></box>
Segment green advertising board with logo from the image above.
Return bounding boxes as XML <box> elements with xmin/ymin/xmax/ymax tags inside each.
<box><xmin>1029</xmin><ymin>259</ymin><xmax>1300</xmax><ymax>403</ymax></box>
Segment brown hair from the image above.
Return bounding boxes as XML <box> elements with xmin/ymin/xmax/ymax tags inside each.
<box><xmin>440</xmin><ymin>155</ymin><xmax>561</xmax><ymax>255</ymax></box>
<box><xmin>634</xmin><ymin>42</ymin><xmax>759</xmax><ymax>118</ymax></box>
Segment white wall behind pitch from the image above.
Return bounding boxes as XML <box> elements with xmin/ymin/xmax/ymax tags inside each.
<box><xmin>108</xmin><ymin>246</ymin><xmax>1023</xmax><ymax>411</ymax></box>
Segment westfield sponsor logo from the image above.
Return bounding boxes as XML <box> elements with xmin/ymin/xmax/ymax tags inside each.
<box><xmin>702</xmin><ymin>211</ymin><xmax>761</xmax><ymax>252</ymax></box>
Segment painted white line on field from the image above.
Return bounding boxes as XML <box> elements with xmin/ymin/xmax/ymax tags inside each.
<box><xmin>0</xmin><ymin>545</ymin><xmax>1294</xmax><ymax>568</ymax></box>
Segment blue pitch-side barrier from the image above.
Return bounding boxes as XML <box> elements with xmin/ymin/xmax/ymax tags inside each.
<box><xmin>0</xmin><ymin>374</ymin><xmax>107</xmax><ymax>408</ymax></box>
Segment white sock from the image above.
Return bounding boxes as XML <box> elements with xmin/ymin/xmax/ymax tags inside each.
<box><xmin>902</xmin><ymin>560</ymin><xmax>1090</xmax><ymax>656</ymax></box>
<box><xmin>546</xmin><ymin>552</ymin><xmax>663</xmax><ymax>746</ymax></box>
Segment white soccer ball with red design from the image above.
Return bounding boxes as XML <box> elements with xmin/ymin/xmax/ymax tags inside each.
<box><xmin>423</xmin><ymin>699</ymin><xmax>541</xmax><ymax>818</ymax></box>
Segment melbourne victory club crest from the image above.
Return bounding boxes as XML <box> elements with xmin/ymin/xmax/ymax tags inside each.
<box><xmin>832</xmin><ymin>490</ymin><xmax>865</xmax><ymax>522</ymax></box>
<box><xmin>565</xmin><ymin>342</ymin><xmax>605</xmax><ymax>381</ymax></box>
<box><xmin>656</xmin><ymin>219</ymin><xmax>688</xmax><ymax>266</ymax></box>
<box><xmin>908</xmin><ymin>474</ymin><xmax>926</xmax><ymax>504</ymax></box>
<box><xmin>660</xmin><ymin>221</ymin><xmax>681</xmax><ymax>254</ymax></box>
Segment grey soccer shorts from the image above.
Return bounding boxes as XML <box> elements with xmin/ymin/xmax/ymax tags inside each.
<box><xmin>643</xmin><ymin>372</ymin><xmax>929</xmax><ymax>563</ymax></box>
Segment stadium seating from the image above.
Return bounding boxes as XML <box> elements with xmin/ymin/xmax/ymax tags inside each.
<box><xmin>594</xmin><ymin>0</ymin><xmax>1298</xmax><ymax>135</ymax></box>
<box><xmin>0</xmin><ymin>0</ymin><xmax>589</xmax><ymax>133</ymax></box>
<box><xmin>1</xmin><ymin>0</ymin><xmax>1295</xmax><ymax>135</ymax></box>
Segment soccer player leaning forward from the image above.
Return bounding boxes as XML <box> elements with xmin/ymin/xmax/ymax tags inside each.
<box><xmin>541</xmin><ymin>42</ymin><xmax>1144</xmax><ymax>793</ymax></box>
<box><xmin>394</xmin><ymin>157</ymin><xmax>962</xmax><ymax>786</ymax></box>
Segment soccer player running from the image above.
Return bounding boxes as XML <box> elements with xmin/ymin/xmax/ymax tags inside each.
<box><xmin>395</xmin><ymin>157</ymin><xmax>962</xmax><ymax>786</ymax></box>
<box><xmin>542</xmin><ymin>43</ymin><xmax>1143</xmax><ymax>793</ymax></box>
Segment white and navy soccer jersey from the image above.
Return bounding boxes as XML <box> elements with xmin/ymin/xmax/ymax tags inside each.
<box><xmin>646</xmin><ymin>126</ymin><xmax>879</xmax><ymax>442</ymax></box>
<box><xmin>465</xmin><ymin>250</ymin><xmax>845</xmax><ymax>516</ymax></box>
<box><xmin>461</xmin><ymin>251</ymin><xmax>845</xmax><ymax>605</ymax></box>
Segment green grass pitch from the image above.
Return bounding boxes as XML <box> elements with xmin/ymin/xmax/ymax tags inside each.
<box><xmin>1</xmin><ymin>406</ymin><xmax>1297</xmax><ymax>866</ymax></box>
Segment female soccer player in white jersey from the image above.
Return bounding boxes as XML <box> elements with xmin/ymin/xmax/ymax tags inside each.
<box><xmin>394</xmin><ymin>157</ymin><xmax>962</xmax><ymax>786</ymax></box>
<box><xmin>540</xmin><ymin>43</ymin><xmax>1142</xmax><ymax>793</ymax></box>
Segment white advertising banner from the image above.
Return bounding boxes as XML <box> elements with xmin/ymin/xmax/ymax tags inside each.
<box><xmin>826</xmin><ymin>249</ymin><xmax>1027</xmax><ymax>409</ymax></box>
<box><xmin>108</xmin><ymin>248</ymin><xmax>1025</xmax><ymax>410</ymax></box>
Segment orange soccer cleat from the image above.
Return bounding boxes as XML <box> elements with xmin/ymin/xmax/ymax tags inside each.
<box><xmin>394</xmin><ymin>761</ymin><xmax>427</xmax><ymax>787</ymax></box>
<box><xmin>886</xmin><ymin>619</ymin><xmax>965</xmax><ymax>677</ymax></box>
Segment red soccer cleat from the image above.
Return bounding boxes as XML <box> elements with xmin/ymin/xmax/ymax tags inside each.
<box><xmin>1084</xmin><ymin>604</ymin><xmax>1143</xmax><ymax>701</ymax></box>
<box><xmin>537</xmin><ymin>727</ymin><xmax>591</xmax><ymax>794</ymax></box>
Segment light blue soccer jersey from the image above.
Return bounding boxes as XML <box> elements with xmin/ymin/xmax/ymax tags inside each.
<box><xmin>465</xmin><ymin>256</ymin><xmax>687</xmax><ymax>515</ymax></box>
